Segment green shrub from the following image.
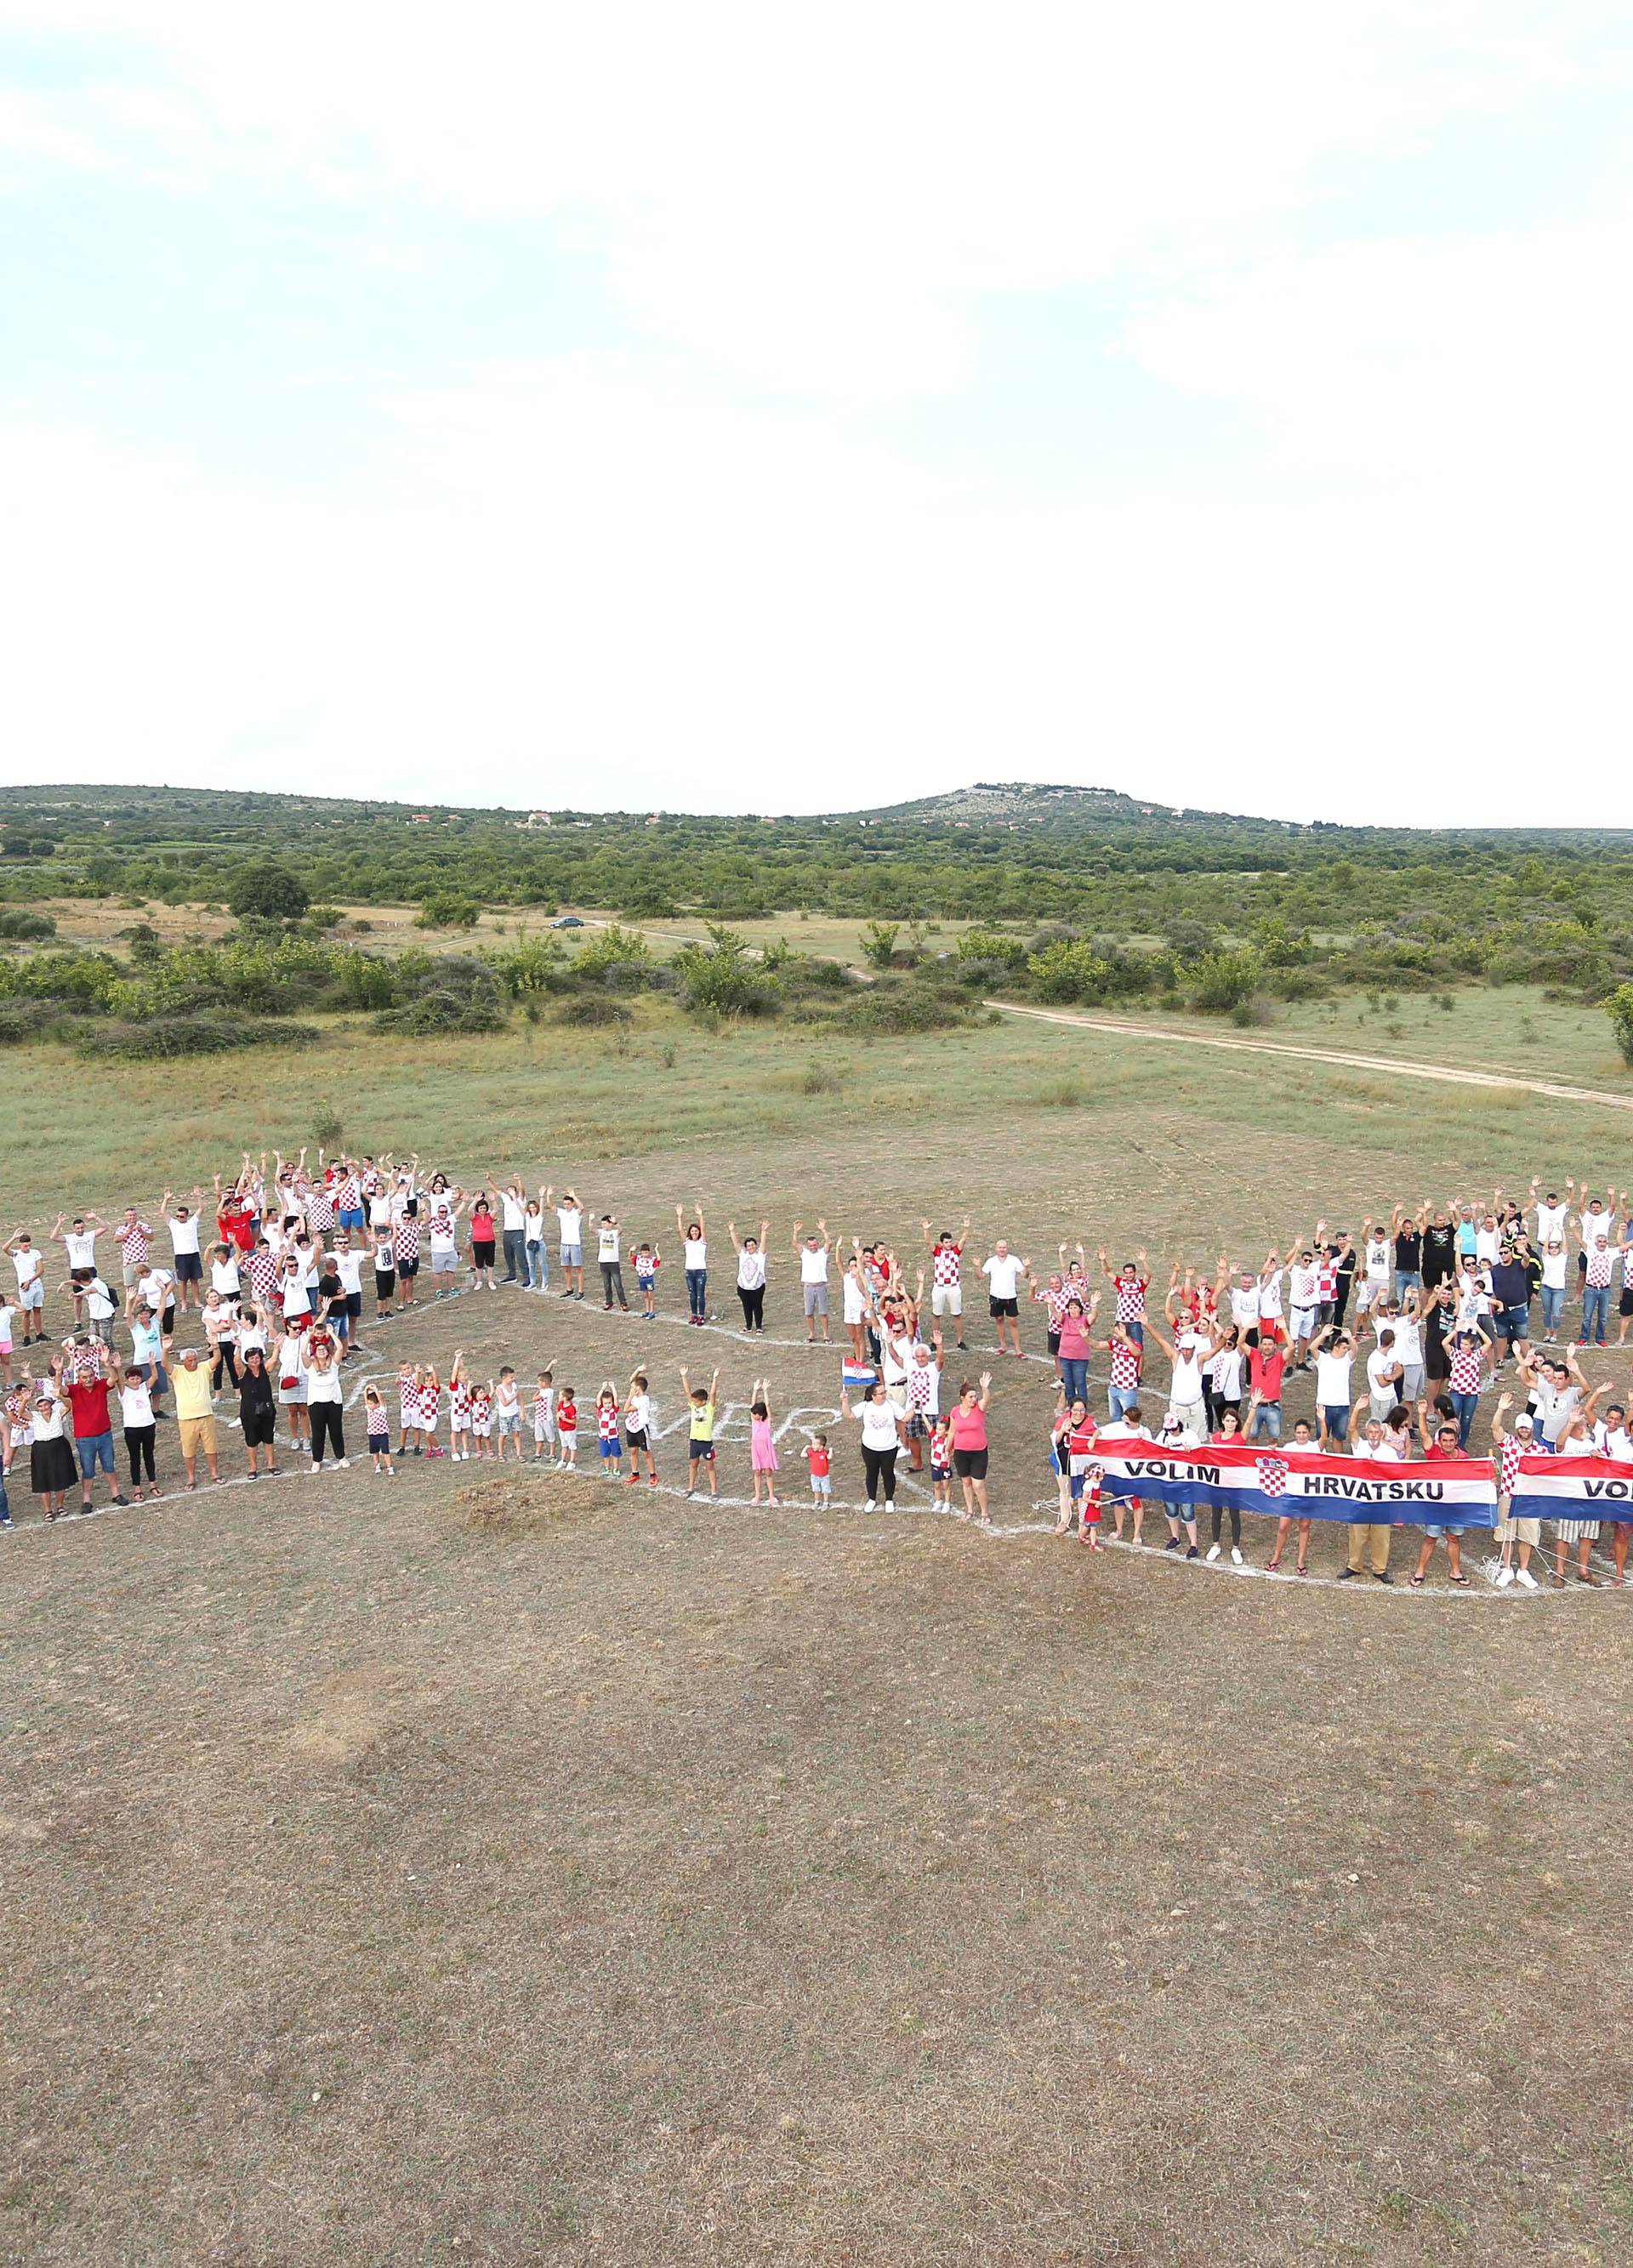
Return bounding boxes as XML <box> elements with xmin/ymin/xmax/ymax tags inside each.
<box><xmin>1604</xmin><ymin>982</ymin><xmax>1633</xmax><ymax>1066</ymax></box>
<box><xmin>555</xmin><ymin>997</ymin><xmax>632</xmax><ymax>1026</ymax></box>
<box><xmin>79</xmin><ymin>1015</ymin><xmax>316</xmax><ymax>1060</ymax></box>
<box><xmin>228</xmin><ymin>862</ymin><xmax>310</xmax><ymax>922</ymax></box>
<box><xmin>415</xmin><ymin>891</ymin><xmax>481</xmax><ymax>930</ymax></box>
<box><xmin>0</xmin><ymin>910</ymin><xmax>55</xmax><ymax>941</ymax></box>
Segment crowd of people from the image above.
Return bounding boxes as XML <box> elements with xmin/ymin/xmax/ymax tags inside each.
<box><xmin>3</xmin><ymin>1150</ymin><xmax>1630</xmax><ymax>1589</ymax></box>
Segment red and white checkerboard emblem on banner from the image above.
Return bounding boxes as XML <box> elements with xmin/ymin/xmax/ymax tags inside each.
<box><xmin>1256</xmin><ymin>1456</ymin><xmax>1289</xmax><ymax>1498</ymax></box>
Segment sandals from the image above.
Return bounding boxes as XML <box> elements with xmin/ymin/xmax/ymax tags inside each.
<box><xmin>1409</xmin><ymin>1574</ymin><xmax>1425</xmax><ymax>1589</ymax></box>
<box><xmin>1448</xmin><ymin>1572</ymin><xmax>1471</xmax><ymax>1586</ymax></box>
<box><xmin>1266</xmin><ymin>1555</ymin><xmax>1282</xmax><ymax>1572</ymax></box>
<box><xmin>1295</xmin><ymin>1562</ymin><xmax>1308</xmax><ymax>1577</ymax></box>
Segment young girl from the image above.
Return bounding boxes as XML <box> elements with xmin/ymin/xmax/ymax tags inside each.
<box><xmin>804</xmin><ymin>1431</ymin><xmax>832</xmax><ymax>1507</ymax></box>
<box><xmin>928</xmin><ymin>1418</ymin><xmax>952</xmax><ymax>1512</ymax></box>
<box><xmin>555</xmin><ymin>1386</ymin><xmax>578</xmax><ymax>1469</ymax></box>
<box><xmin>532</xmin><ymin>1367</ymin><xmax>556</xmax><ymax>1463</ymax></box>
<box><xmin>676</xmin><ymin>1202</ymin><xmax>708</xmax><ymax>1324</ymax></box>
<box><xmin>470</xmin><ymin>1379</ymin><xmax>494</xmax><ymax>1460</ymax></box>
<box><xmin>596</xmin><ymin>1384</ymin><xmax>623</xmax><ymax>1476</ymax></box>
<box><xmin>1050</xmin><ymin>1405</ymin><xmax>1075</xmax><ymax>1533</ymax></box>
<box><xmin>419</xmin><ymin>1364</ymin><xmax>445</xmax><ymax>1457</ymax></box>
<box><xmin>448</xmin><ymin>1351</ymin><xmax>473</xmax><ymax>1461</ymax></box>
<box><xmin>634</xmin><ymin>1242</ymin><xmax>660</xmax><ymax>1318</ymax></box>
<box><xmin>398</xmin><ymin>1361</ymin><xmax>422</xmax><ymax>1456</ymax></box>
<box><xmin>749</xmin><ymin>1378</ymin><xmax>779</xmax><ymax>1504</ymax></box>
<box><xmin>623</xmin><ymin>1372</ymin><xmax>658</xmax><ymax>1486</ymax></box>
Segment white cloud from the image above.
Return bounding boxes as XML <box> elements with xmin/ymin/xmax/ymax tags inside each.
<box><xmin>0</xmin><ymin>2</ymin><xmax>1630</xmax><ymax>818</ymax></box>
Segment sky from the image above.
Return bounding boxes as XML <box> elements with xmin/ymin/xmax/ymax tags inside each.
<box><xmin>1</xmin><ymin>3</ymin><xmax>1630</xmax><ymax>823</ymax></box>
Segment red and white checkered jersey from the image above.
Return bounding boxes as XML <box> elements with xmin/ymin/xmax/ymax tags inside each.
<box><xmin>115</xmin><ymin>1219</ymin><xmax>151</xmax><ymax>1268</ymax></box>
<box><xmin>931</xmin><ymin>1242</ymin><xmax>962</xmax><ymax>1287</ymax></box>
<box><xmin>395</xmin><ymin>1216</ymin><xmax>421</xmax><ymax>1263</ymax></box>
<box><xmin>1498</xmin><ymin>1435</ymin><xmax>1525</xmax><ymax>1493</ymax></box>
<box><xmin>1109</xmin><ymin>1338</ymin><xmax>1142</xmax><ymax>1390</ymax></box>
<box><xmin>1114</xmin><ymin>1275</ymin><xmax>1147</xmax><ymax>1324</ymax></box>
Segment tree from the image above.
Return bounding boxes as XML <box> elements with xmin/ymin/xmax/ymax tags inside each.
<box><xmin>1603</xmin><ymin>983</ymin><xmax>1633</xmax><ymax>1067</ymax></box>
<box><xmin>229</xmin><ymin>861</ymin><xmax>310</xmax><ymax>921</ymax></box>
<box><xmin>860</xmin><ymin>920</ymin><xmax>900</xmax><ymax>970</ymax></box>
<box><xmin>414</xmin><ymin>891</ymin><xmax>481</xmax><ymax>930</ymax></box>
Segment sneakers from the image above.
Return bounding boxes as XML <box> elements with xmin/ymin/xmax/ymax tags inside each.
<box><xmin>1493</xmin><ymin>1565</ymin><xmax>1514</xmax><ymax>1588</ymax></box>
<box><xmin>1230</xmin><ymin>1546</ymin><xmax>1244</xmax><ymax>1565</ymax></box>
<box><xmin>1164</xmin><ymin>1537</ymin><xmax>1181</xmax><ymax>1553</ymax></box>
<box><xmin>1205</xmin><ymin>1543</ymin><xmax>1221</xmax><ymax>1561</ymax></box>
<box><xmin>1185</xmin><ymin>1544</ymin><xmax>1199</xmax><ymax>1559</ymax></box>
<box><xmin>336</xmin><ymin>1458</ymin><xmax>350</xmax><ymax>1469</ymax></box>
<box><xmin>1338</xmin><ymin>1567</ymin><xmax>1360</xmax><ymax>1580</ymax></box>
<box><xmin>865</xmin><ymin>1499</ymin><xmax>877</xmax><ymax>1514</ymax></box>
<box><xmin>1516</xmin><ymin>1566</ymin><xmax>1539</xmax><ymax>1589</ymax></box>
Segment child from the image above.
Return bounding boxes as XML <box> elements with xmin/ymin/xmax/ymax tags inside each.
<box><xmin>532</xmin><ymin>1367</ymin><xmax>556</xmax><ymax>1463</ymax></box>
<box><xmin>448</xmin><ymin>1350</ymin><xmax>473</xmax><ymax>1462</ymax></box>
<box><xmin>494</xmin><ymin>1367</ymin><xmax>522</xmax><ymax>1464</ymax></box>
<box><xmin>398</xmin><ymin>1361</ymin><xmax>422</xmax><ymax>1456</ymax></box>
<box><xmin>365</xmin><ymin>1384</ymin><xmax>395</xmax><ymax>1475</ymax></box>
<box><xmin>555</xmin><ymin>1386</ymin><xmax>578</xmax><ymax>1469</ymax></box>
<box><xmin>634</xmin><ymin>1241</ymin><xmax>661</xmax><ymax>1318</ymax></box>
<box><xmin>1066</xmin><ymin>1405</ymin><xmax>1102</xmax><ymax>1548</ymax></box>
<box><xmin>804</xmin><ymin>1430</ymin><xmax>832</xmax><ymax>1507</ymax></box>
<box><xmin>419</xmin><ymin>1364</ymin><xmax>445</xmax><ymax>1457</ymax></box>
<box><xmin>624</xmin><ymin>1371</ymin><xmax>658</xmax><ymax>1486</ymax></box>
<box><xmin>596</xmin><ymin>1383</ymin><xmax>623</xmax><ymax>1476</ymax></box>
<box><xmin>471</xmin><ymin>1379</ymin><xmax>494</xmax><ymax>1460</ymax></box>
<box><xmin>749</xmin><ymin>1378</ymin><xmax>779</xmax><ymax>1505</ymax></box>
<box><xmin>679</xmin><ymin>1364</ymin><xmax>720</xmax><ymax>1498</ymax></box>
<box><xmin>929</xmin><ymin>1418</ymin><xmax>953</xmax><ymax>1511</ymax></box>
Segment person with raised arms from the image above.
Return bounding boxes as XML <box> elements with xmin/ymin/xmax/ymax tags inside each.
<box><xmin>792</xmin><ymin>1219</ymin><xmax>832</xmax><ymax>1345</ymax></box>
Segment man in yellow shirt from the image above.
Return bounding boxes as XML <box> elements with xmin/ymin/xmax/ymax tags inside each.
<box><xmin>172</xmin><ymin>1348</ymin><xmax>219</xmax><ymax>1488</ymax></box>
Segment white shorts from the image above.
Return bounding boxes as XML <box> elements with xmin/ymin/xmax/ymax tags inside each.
<box><xmin>19</xmin><ymin>1282</ymin><xmax>43</xmax><ymax>1310</ymax></box>
<box><xmin>931</xmin><ymin>1284</ymin><xmax>962</xmax><ymax>1317</ymax></box>
<box><xmin>843</xmin><ymin>1282</ymin><xmax>866</xmax><ymax>1324</ymax></box>
<box><xmin>1290</xmin><ymin>1307</ymin><xmax>1317</xmax><ymax>1339</ymax></box>
<box><xmin>533</xmin><ymin>1419</ymin><xmax>555</xmax><ymax>1444</ymax></box>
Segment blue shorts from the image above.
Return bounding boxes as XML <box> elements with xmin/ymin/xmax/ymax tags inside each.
<box><xmin>690</xmin><ymin>1440</ymin><xmax>715</xmax><ymax>1463</ymax></box>
<box><xmin>636</xmin><ymin>1274</ymin><xmax>656</xmax><ymax>1291</ymax></box>
<box><xmin>77</xmin><ymin>1430</ymin><xmax>115</xmax><ymax>1479</ymax></box>
<box><xmin>599</xmin><ymin>1437</ymin><xmax>621</xmax><ymax>1460</ymax></box>
<box><xmin>339</xmin><ymin>1207</ymin><xmax>366</xmax><ymax>1231</ymax></box>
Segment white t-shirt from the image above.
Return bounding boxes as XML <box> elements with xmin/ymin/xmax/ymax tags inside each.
<box><xmin>139</xmin><ymin>1267</ymin><xmax>174</xmax><ymax>1310</ymax></box>
<box><xmin>168</xmin><ymin>1214</ymin><xmax>201</xmax><ymax>1259</ymax></box>
<box><xmin>306</xmin><ymin>1363</ymin><xmax>342</xmax><ymax>1405</ymax></box>
<box><xmin>1351</xmin><ymin>1439</ymin><xmax>1401</xmax><ymax>1464</ymax></box>
<box><xmin>598</xmin><ymin>1225</ymin><xmax>620</xmax><ymax>1264</ymax></box>
<box><xmin>799</xmin><ymin>1244</ymin><xmax>829</xmax><ymax>1283</ymax></box>
<box><xmin>64</xmin><ymin>1229</ymin><xmax>97</xmax><ymax>1270</ymax></box>
<box><xmin>1534</xmin><ymin>1200</ymin><xmax>1567</xmax><ymax>1244</ymax></box>
<box><xmin>1366</xmin><ymin>1347</ymin><xmax>1401</xmax><ymax>1398</ymax></box>
<box><xmin>210</xmin><ymin>1254</ymin><xmax>242</xmax><ymax>1296</ymax></box>
<box><xmin>1540</xmin><ymin>1247</ymin><xmax>1568</xmax><ymax>1290</ymax></box>
<box><xmin>1169</xmin><ymin>1350</ymin><xmax>1205</xmax><ymax>1405</ymax></box>
<box><xmin>120</xmin><ymin>1381</ymin><xmax>154</xmax><ymax>1427</ymax></box>
<box><xmin>333</xmin><ymin>1250</ymin><xmax>364</xmax><ymax>1296</ymax></box>
<box><xmin>1393</xmin><ymin>1316</ymin><xmax>1423</xmax><ymax>1365</ymax></box>
<box><xmin>12</xmin><ymin>1248</ymin><xmax>42</xmax><ymax>1294</ymax></box>
<box><xmin>1363</xmin><ymin>1237</ymin><xmax>1390</xmax><ymax>1282</ymax></box>
<box><xmin>1209</xmin><ymin>1347</ymin><xmax>1244</xmax><ymax>1401</ymax></box>
<box><xmin>84</xmin><ymin>1278</ymin><xmax>117</xmax><ymax>1323</ymax></box>
<box><xmin>626</xmin><ymin>1390</ymin><xmax>651</xmax><ymax>1435</ymax></box>
<box><xmin>499</xmin><ymin>1189</ymin><xmax>526</xmax><ymax>1232</ymax></box>
<box><xmin>1315</xmin><ymin>1352</ymin><xmax>1352</xmax><ymax>1405</ymax></box>
<box><xmin>853</xmin><ymin>1399</ymin><xmax>902</xmax><ymax>1452</ymax></box>
<box><xmin>681</xmin><ymin>1237</ymin><xmax>707</xmax><ymax>1270</ymax></box>
<box><xmin>982</xmin><ymin>1253</ymin><xmax>1024</xmax><ymax>1300</ymax></box>
<box><xmin>1593</xmin><ymin>1422</ymin><xmax>1633</xmax><ymax>1463</ymax></box>
<box><xmin>1229</xmin><ymin>1284</ymin><xmax>1260</xmax><ymax>1327</ymax></box>
<box><xmin>737</xmin><ymin>1248</ymin><xmax>766</xmax><ymax>1290</ymax></box>
<box><xmin>1289</xmin><ymin>1265</ymin><xmax>1318</xmax><ymax>1310</ymax></box>
<box><xmin>556</xmin><ymin>1205</ymin><xmax>583</xmax><ymax>1247</ymax></box>
<box><xmin>1258</xmin><ymin>1269</ymin><xmax>1285</xmax><ymax>1321</ymax></box>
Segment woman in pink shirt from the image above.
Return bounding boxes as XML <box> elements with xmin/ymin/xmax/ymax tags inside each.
<box><xmin>949</xmin><ymin>1373</ymin><xmax>993</xmax><ymax>1526</ymax></box>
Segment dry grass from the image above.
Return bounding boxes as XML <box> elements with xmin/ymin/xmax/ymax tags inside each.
<box><xmin>3</xmin><ymin>1424</ymin><xmax>1630</xmax><ymax>2266</ymax></box>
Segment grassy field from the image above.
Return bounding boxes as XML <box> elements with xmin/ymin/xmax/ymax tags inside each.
<box><xmin>4</xmin><ymin>1008</ymin><xmax>1633</xmax><ymax>2264</ymax></box>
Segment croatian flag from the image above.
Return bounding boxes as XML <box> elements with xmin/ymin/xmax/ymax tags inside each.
<box><xmin>841</xmin><ymin>1360</ymin><xmax>877</xmax><ymax>1388</ymax></box>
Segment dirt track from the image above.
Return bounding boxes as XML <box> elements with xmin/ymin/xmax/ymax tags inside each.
<box><xmin>987</xmin><ymin>999</ymin><xmax>1633</xmax><ymax>1111</ymax></box>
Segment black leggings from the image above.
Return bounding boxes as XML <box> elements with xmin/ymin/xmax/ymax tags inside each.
<box><xmin>862</xmin><ymin>1445</ymin><xmax>898</xmax><ymax>1503</ymax></box>
<box><xmin>737</xmin><ymin>1284</ymin><xmax>765</xmax><ymax>1331</ymax></box>
<box><xmin>310</xmin><ymin>1404</ymin><xmax>346</xmax><ymax>1462</ymax></box>
<box><xmin>125</xmin><ymin>1424</ymin><xmax>156</xmax><ymax>1484</ymax></box>
<box><xmin>212</xmin><ymin>1345</ymin><xmax>240</xmax><ymax>1391</ymax></box>
<box><xmin>1209</xmin><ymin>1502</ymin><xmax>1243</xmax><ymax>1546</ymax></box>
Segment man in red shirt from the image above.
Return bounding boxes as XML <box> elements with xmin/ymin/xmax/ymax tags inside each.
<box><xmin>67</xmin><ymin>1357</ymin><xmax>126</xmax><ymax>1511</ymax></box>
<box><xmin>1407</xmin><ymin>1403</ymin><xmax>1473</xmax><ymax>1588</ymax></box>
<box><xmin>1248</xmin><ymin>1326</ymin><xmax>1286</xmax><ymax>1441</ymax></box>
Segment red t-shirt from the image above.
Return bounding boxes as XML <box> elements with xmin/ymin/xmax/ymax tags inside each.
<box><xmin>67</xmin><ymin>1378</ymin><xmax>113</xmax><ymax>1437</ymax></box>
<box><xmin>1249</xmin><ymin>1344</ymin><xmax>1286</xmax><ymax>1401</ymax></box>
<box><xmin>950</xmin><ymin>1404</ymin><xmax>987</xmax><ymax>1452</ymax></box>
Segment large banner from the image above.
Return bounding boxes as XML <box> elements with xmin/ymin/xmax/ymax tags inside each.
<box><xmin>1093</xmin><ymin>1440</ymin><xmax>1497</xmax><ymax>1528</ymax></box>
<box><xmin>1511</xmin><ymin>1453</ymin><xmax>1633</xmax><ymax>1523</ymax></box>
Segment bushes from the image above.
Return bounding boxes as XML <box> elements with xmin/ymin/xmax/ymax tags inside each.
<box><xmin>415</xmin><ymin>891</ymin><xmax>481</xmax><ymax>930</ymax></box>
<box><xmin>0</xmin><ymin>998</ymin><xmax>54</xmax><ymax>1043</ymax></box>
<box><xmin>555</xmin><ymin>997</ymin><xmax>632</xmax><ymax>1026</ymax></box>
<box><xmin>372</xmin><ymin>954</ymin><xmax>508</xmax><ymax>1037</ymax></box>
<box><xmin>956</xmin><ymin>927</ymin><xmax>1028</xmax><ymax>972</ymax></box>
<box><xmin>0</xmin><ymin>909</ymin><xmax>55</xmax><ymax>941</ymax></box>
<box><xmin>1604</xmin><ymin>983</ymin><xmax>1633</xmax><ymax>1066</ymax></box>
<box><xmin>1185</xmin><ymin>949</ymin><xmax>1260</xmax><ymax>1013</ymax></box>
<box><xmin>79</xmin><ymin>1015</ymin><xmax>317</xmax><ymax>1060</ymax></box>
<box><xmin>1027</xmin><ymin>940</ymin><xmax>1118</xmax><ymax>1004</ymax></box>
